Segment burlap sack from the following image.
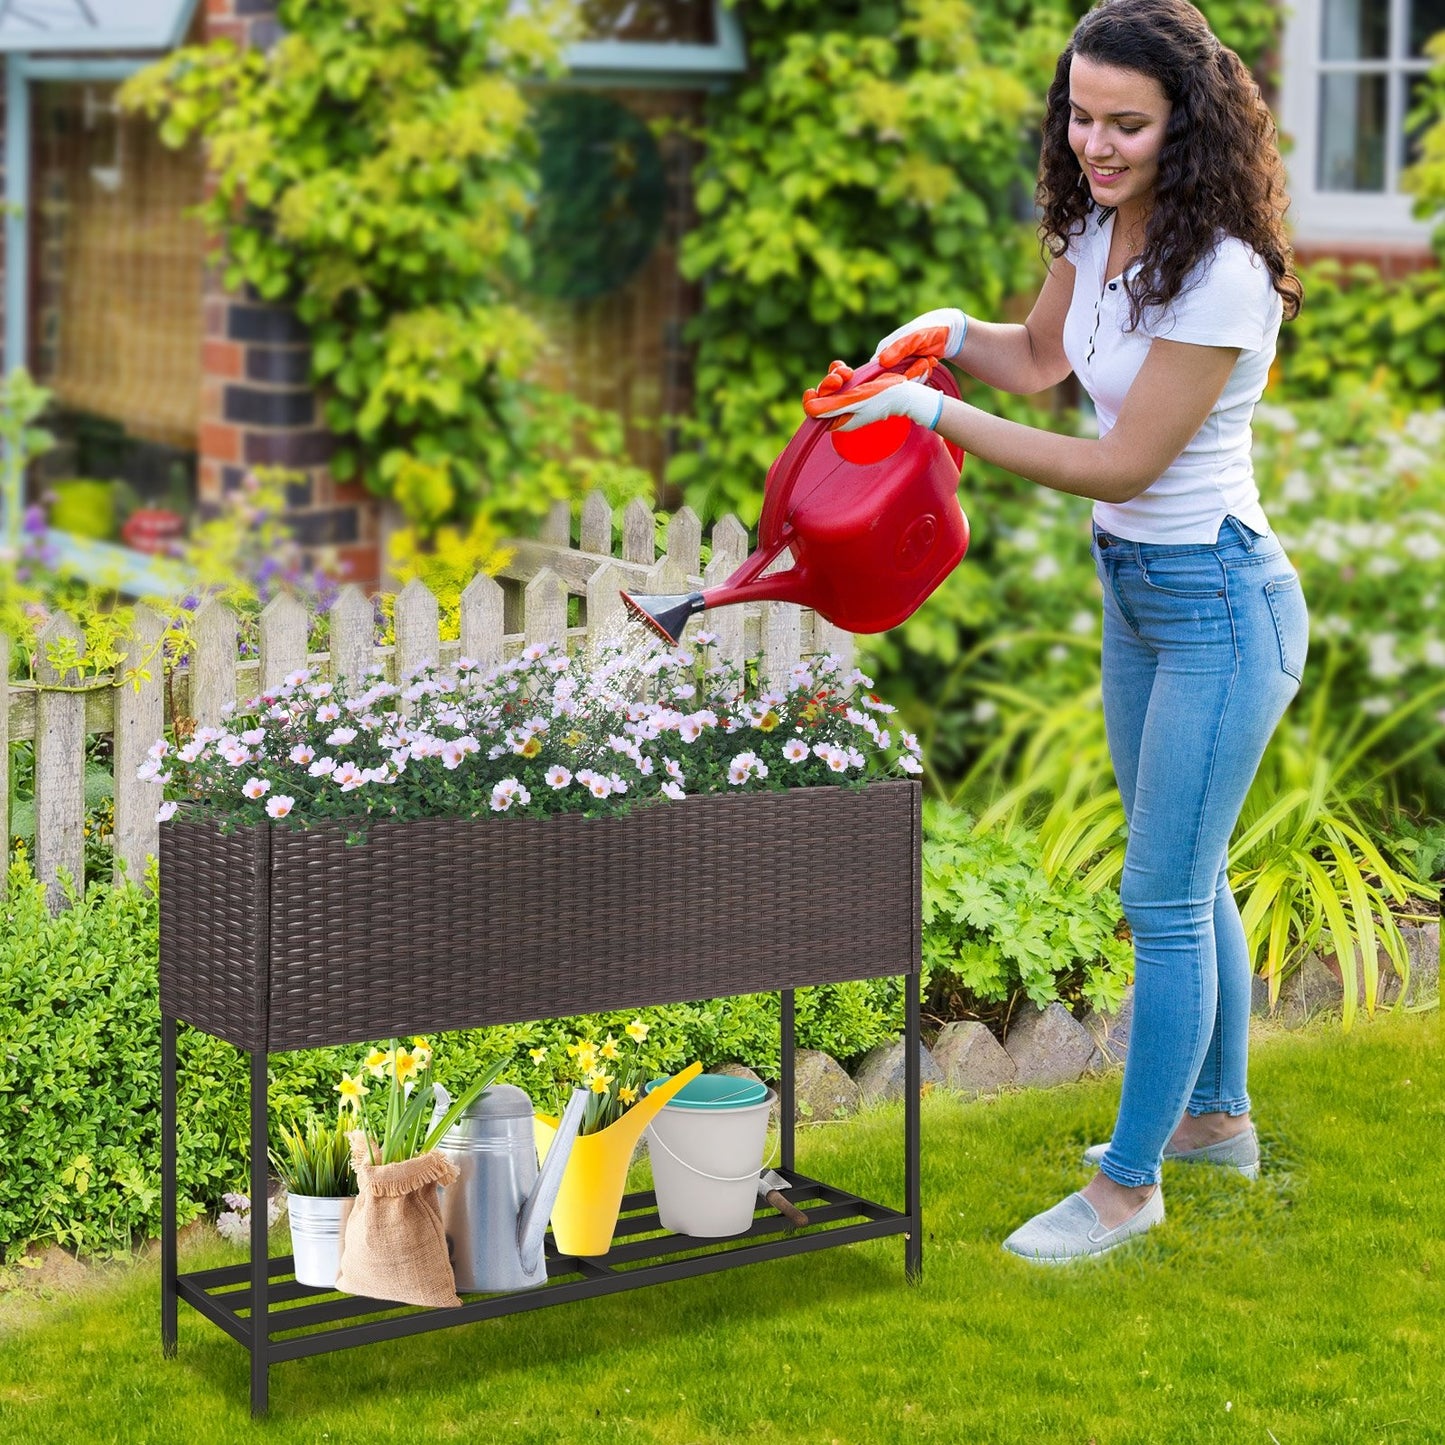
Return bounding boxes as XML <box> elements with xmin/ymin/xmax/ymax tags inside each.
<box><xmin>333</xmin><ymin>1130</ymin><xmax>462</xmax><ymax>1309</ymax></box>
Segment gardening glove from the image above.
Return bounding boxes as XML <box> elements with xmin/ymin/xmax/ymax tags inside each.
<box><xmin>872</xmin><ymin>307</ymin><xmax>969</xmax><ymax>369</ymax></box>
<box><xmin>802</xmin><ymin>360</ymin><xmax>944</xmax><ymax>433</ymax></box>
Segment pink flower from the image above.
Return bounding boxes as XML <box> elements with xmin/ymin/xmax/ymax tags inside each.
<box><xmin>661</xmin><ymin>781</ymin><xmax>685</xmax><ymax>801</ymax></box>
<box><xmin>316</xmin><ymin>703</ymin><xmax>341</xmax><ymax>723</ymax></box>
<box><xmin>545</xmin><ymin>766</ymin><xmax>572</xmax><ymax>789</ymax></box>
<box><xmin>266</xmin><ymin>795</ymin><xmax>295</xmax><ymax>818</ymax></box>
<box><xmin>242</xmin><ymin>777</ymin><xmax>271</xmax><ymax>799</ymax></box>
<box><xmin>326</xmin><ymin>726</ymin><xmax>358</xmax><ymax>746</ymax></box>
<box><xmin>308</xmin><ymin>756</ymin><xmax>337</xmax><ymax>777</ymax></box>
<box><xmin>783</xmin><ymin>739</ymin><xmax>809</xmax><ymax>763</ymax></box>
<box><xmin>289</xmin><ymin>743</ymin><xmax>315</xmax><ymax>765</ymax></box>
<box><xmin>155</xmin><ymin>800</ymin><xmax>178</xmax><ymax>823</ymax></box>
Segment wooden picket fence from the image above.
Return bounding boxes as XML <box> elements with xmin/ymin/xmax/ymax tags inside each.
<box><xmin>3</xmin><ymin>497</ymin><xmax>854</xmax><ymax>911</ymax></box>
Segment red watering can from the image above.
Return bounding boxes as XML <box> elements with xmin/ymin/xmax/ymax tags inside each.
<box><xmin>621</xmin><ymin>358</ymin><xmax>968</xmax><ymax>644</ymax></box>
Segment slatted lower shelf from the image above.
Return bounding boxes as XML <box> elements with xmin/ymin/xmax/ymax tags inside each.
<box><xmin>178</xmin><ymin>1174</ymin><xmax>909</xmax><ymax>1364</ymax></box>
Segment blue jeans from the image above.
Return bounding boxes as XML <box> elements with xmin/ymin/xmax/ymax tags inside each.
<box><xmin>1092</xmin><ymin>515</ymin><xmax>1308</xmax><ymax>1188</ymax></box>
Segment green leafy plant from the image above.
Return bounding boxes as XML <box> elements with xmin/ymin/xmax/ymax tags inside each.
<box><xmin>922</xmin><ymin>798</ymin><xmax>1132</xmax><ymax>1022</ymax></box>
<box><xmin>1273</xmin><ymin>259</ymin><xmax>1445</xmax><ymax>404</ymax></box>
<box><xmin>119</xmin><ymin>0</ymin><xmax>653</xmax><ymax>538</ymax></box>
<box><xmin>1404</xmin><ymin>30</ymin><xmax>1445</xmax><ymax>256</ymax></box>
<box><xmin>269</xmin><ymin>1112</ymin><xmax>357</xmax><ymax>1198</ymax></box>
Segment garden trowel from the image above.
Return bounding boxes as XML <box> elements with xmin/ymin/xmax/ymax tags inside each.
<box><xmin>758</xmin><ymin>1170</ymin><xmax>809</xmax><ymax>1227</ymax></box>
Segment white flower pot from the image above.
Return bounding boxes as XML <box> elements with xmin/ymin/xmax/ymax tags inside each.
<box><xmin>287</xmin><ymin>1193</ymin><xmax>350</xmax><ymax>1289</ymax></box>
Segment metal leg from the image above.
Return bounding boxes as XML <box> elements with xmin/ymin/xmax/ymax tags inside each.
<box><xmin>904</xmin><ymin>977</ymin><xmax>922</xmax><ymax>1284</ymax></box>
<box><xmin>249</xmin><ymin>1046</ymin><xmax>269</xmax><ymax>1418</ymax></box>
<box><xmin>160</xmin><ymin>1014</ymin><xmax>178</xmax><ymax>1357</ymax></box>
<box><xmin>779</xmin><ymin>989</ymin><xmax>795</xmax><ymax>1175</ymax></box>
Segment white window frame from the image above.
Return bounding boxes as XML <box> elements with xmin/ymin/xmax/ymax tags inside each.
<box><xmin>1278</xmin><ymin>0</ymin><xmax>1437</xmax><ymax>244</ymax></box>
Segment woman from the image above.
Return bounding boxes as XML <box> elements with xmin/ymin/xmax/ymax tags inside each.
<box><xmin>803</xmin><ymin>0</ymin><xmax>1308</xmax><ymax>1262</ymax></box>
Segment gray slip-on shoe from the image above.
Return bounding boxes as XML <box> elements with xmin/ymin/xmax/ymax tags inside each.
<box><xmin>1081</xmin><ymin>1124</ymin><xmax>1259</xmax><ymax>1179</ymax></box>
<box><xmin>1002</xmin><ymin>1186</ymin><xmax>1164</xmax><ymax>1264</ymax></box>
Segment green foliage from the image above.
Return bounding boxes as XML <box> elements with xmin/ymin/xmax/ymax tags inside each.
<box><xmin>120</xmin><ymin>0</ymin><xmax>653</xmax><ymax>537</ymax></box>
<box><xmin>0</xmin><ymin>860</ymin><xmax>168</xmax><ymax>1262</ymax></box>
<box><xmin>1404</xmin><ymin>31</ymin><xmax>1445</xmax><ymax>256</ymax></box>
<box><xmin>1274</xmin><ymin>260</ymin><xmax>1445</xmax><ymax>405</ymax></box>
<box><xmin>922</xmin><ymin>798</ymin><xmax>1132</xmax><ymax>1018</ymax></box>
<box><xmin>269</xmin><ymin>1112</ymin><xmax>356</xmax><ymax>1198</ymax></box>
<box><xmin>674</xmin><ymin>0</ymin><xmax>1068</xmax><ymax>527</ymax></box>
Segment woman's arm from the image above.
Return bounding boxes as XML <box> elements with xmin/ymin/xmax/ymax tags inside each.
<box><xmin>937</xmin><ymin>337</ymin><xmax>1241</xmax><ymax>504</ymax></box>
<box><xmin>950</xmin><ymin>259</ymin><xmax>1078</xmax><ymax>395</ymax></box>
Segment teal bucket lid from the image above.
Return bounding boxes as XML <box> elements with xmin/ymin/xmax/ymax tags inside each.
<box><xmin>646</xmin><ymin>1074</ymin><xmax>769</xmax><ymax>1110</ymax></box>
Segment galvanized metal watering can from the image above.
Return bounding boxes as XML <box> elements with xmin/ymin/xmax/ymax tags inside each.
<box><xmin>621</xmin><ymin>358</ymin><xmax>968</xmax><ymax>644</ymax></box>
<box><xmin>436</xmin><ymin>1083</ymin><xmax>589</xmax><ymax>1293</ymax></box>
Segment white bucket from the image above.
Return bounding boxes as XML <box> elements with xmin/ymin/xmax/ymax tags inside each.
<box><xmin>287</xmin><ymin>1193</ymin><xmax>350</xmax><ymax>1289</ymax></box>
<box><xmin>645</xmin><ymin>1088</ymin><xmax>776</xmax><ymax>1238</ymax></box>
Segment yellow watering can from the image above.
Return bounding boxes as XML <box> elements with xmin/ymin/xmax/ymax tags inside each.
<box><xmin>535</xmin><ymin>1061</ymin><xmax>703</xmax><ymax>1257</ymax></box>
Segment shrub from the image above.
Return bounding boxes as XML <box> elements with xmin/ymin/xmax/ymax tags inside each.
<box><xmin>921</xmin><ymin>798</ymin><xmax>1132</xmax><ymax>1023</ymax></box>
<box><xmin>1273</xmin><ymin>260</ymin><xmax>1445</xmax><ymax>406</ymax></box>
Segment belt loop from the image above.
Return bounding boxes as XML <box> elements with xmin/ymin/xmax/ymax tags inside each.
<box><xmin>1224</xmin><ymin>515</ymin><xmax>1255</xmax><ymax>551</ymax></box>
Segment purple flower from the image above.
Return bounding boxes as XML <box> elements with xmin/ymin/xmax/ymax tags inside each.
<box><xmin>22</xmin><ymin>504</ymin><xmax>47</xmax><ymax>535</ymax></box>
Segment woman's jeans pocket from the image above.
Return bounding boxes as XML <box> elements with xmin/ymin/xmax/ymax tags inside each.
<box><xmin>1264</xmin><ymin>573</ymin><xmax>1308</xmax><ymax>683</ymax></box>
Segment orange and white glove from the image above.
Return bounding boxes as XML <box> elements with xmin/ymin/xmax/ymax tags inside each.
<box><xmin>872</xmin><ymin>307</ymin><xmax>969</xmax><ymax>370</ymax></box>
<box><xmin>802</xmin><ymin>359</ymin><xmax>944</xmax><ymax>433</ymax></box>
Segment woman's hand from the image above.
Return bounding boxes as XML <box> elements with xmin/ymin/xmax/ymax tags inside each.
<box><xmin>802</xmin><ymin>360</ymin><xmax>944</xmax><ymax>432</ymax></box>
<box><xmin>872</xmin><ymin>307</ymin><xmax>969</xmax><ymax>369</ymax></box>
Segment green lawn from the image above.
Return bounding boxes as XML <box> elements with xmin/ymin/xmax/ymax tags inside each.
<box><xmin>1</xmin><ymin>1012</ymin><xmax>1441</xmax><ymax>1445</ymax></box>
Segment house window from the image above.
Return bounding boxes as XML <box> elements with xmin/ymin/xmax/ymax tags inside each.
<box><xmin>1280</xmin><ymin>0</ymin><xmax>1441</xmax><ymax>243</ymax></box>
<box><xmin>28</xmin><ymin>80</ymin><xmax>205</xmax><ymax>524</ymax></box>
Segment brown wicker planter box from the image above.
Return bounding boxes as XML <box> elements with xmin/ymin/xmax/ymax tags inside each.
<box><xmin>159</xmin><ymin>779</ymin><xmax>922</xmax><ymax>1053</ymax></box>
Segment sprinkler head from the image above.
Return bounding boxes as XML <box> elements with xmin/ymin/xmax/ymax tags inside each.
<box><xmin>619</xmin><ymin>590</ymin><xmax>706</xmax><ymax>646</ymax></box>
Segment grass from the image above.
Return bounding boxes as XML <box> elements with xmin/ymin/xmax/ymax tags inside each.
<box><xmin>1</xmin><ymin>1011</ymin><xmax>1441</xmax><ymax>1445</ymax></box>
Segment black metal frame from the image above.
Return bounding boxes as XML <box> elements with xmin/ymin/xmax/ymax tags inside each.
<box><xmin>161</xmin><ymin>985</ymin><xmax>922</xmax><ymax>1416</ymax></box>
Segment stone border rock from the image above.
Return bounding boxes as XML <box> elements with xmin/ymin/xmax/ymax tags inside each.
<box><xmin>714</xmin><ymin>922</ymin><xmax>1439</xmax><ymax>1121</ymax></box>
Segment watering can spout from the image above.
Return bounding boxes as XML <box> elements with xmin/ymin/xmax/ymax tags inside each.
<box><xmin>620</xmin><ymin>590</ymin><xmax>706</xmax><ymax>646</ymax></box>
<box><xmin>519</xmin><ymin>1087</ymin><xmax>588</xmax><ymax>1274</ymax></box>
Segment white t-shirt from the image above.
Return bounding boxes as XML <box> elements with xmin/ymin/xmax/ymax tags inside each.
<box><xmin>1062</xmin><ymin>209</ymin><xmax>1282</xmax><ymax>543</ymax></box>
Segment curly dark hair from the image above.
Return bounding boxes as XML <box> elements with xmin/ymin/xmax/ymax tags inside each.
<box><xmin>1037</xmin><ymin>0</ymin><xmax>1302</xmax><ymax>328</ymax></box>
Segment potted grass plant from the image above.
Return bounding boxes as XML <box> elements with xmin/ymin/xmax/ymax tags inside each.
<box><xmin>270</xmin><ymin>1112</ymin><xmax>357</xmax><ymax>1289</ymax></box>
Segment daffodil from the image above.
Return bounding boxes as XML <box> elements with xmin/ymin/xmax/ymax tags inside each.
<box><xmin>576</xmin><ymin>1042</ymin><xmax>598</xmax><ymax>1073</ymax></box>
<box><xmin>363</xmin><ymin>1048</ymin><xmax>389</xmax><ymax>1078</ymax></box>
<box><xmin>618</xmin><ymin>1085</ymin><xmax>638</xmax><ymax>1105</ymax></box>
<box><xmin>393</xmin><ymin>1049</ymin><xmax>420</xmax><ymax>1084</ymax></box>
<box><xmin>626</xmin><ymin>1019</ymin><xmax>649</xmax><ymax>1043</ymax></box>
<box><xmin>335</xmin><ymin>1073</ymin><xmax>368</xmax><ymax>1110</ymax></box>
<box><xmin>529</xmin><ymin>1046</ymin><xmax>548</xmax><ymax>1063</ymax></box>
<box><xmin>565</xmin><ymin>1042</ymin><xmax>581</xmax><ymax>1058</ymax></box>
<box><xmin>600</xmin><ymin>1035</ymin><xmax>620</xmax><ymax>1061</ymax></box>
<box><xmin>588</xmin><ymin>1071</ymin><xmax>614</xmax><ymax>1095</ymax></box>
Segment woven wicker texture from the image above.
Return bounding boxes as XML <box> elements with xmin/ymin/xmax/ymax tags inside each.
<box><xmin>160</xmin><ymin>780</ymin><xmax>920</xmax><ymax>1052</ymax></box>
<box><xmin>159</xmin><ymin>822</ymin><xmax>269</xmax><ymax>1050</ymax></box>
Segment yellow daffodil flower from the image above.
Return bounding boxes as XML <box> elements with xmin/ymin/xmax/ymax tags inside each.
<box><xmin>529</xmin><ymin>1046</ymin><xmax>548</xmax><ymax>1063</ymax></box>
<box><xmin>565</xmin><ymin>1042</ymin><xmax>581</xmax><ymax>1058</ymax></box>
<box><xmin>618</xmin><ymin>1086</ymin><xmax>638</xmax><ymax>1105</ymax></box>
<box><xmin>335</xmin><ymin>1074</ymin><xmax>368</xmax><ymax>1110</ymax></box>
<box><xmin>626</xmin><ymin>1019</ymin><xmax>650</xmax><ymax>1043</ymax></box>
<box><xmin>412</xmin><ymin>1036</ymin><xmax>431</xmax><ymax>1052</ymax></box>
<box><xmin>393</xmin><ymin>1049</ymin><xmax>420</xmax><ymax>1084</ymax></box>
<box><xmin>363</xmin><ymin>1048</ymin><xmax>389</xmax><ymax>1078</ymax></box>
<box><xmin>600</xmin><ymin>1035</ymin><xmax>620</xmax><ymax>1061</ymax></box>
<box><xmin>588</xmin><ymin>1072</ymin><xmax>614</xmax><ymax>1095</ymax></box>
<box><xmin>576</xmin><ymin>1042</ymin><xmax>598</xmax><ymax>1073</ymax></box>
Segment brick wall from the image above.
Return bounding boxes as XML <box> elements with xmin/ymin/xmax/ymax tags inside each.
<box><xmin>198</xmin><ymin>0</ymin><xmax>383</xmax><ymax>591</ymax></box>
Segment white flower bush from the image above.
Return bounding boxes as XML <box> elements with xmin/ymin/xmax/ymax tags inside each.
<box><xmin>146</xmin><ymin>635</ymin><xmax>924</xmax><ymax>833</ymax></box>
